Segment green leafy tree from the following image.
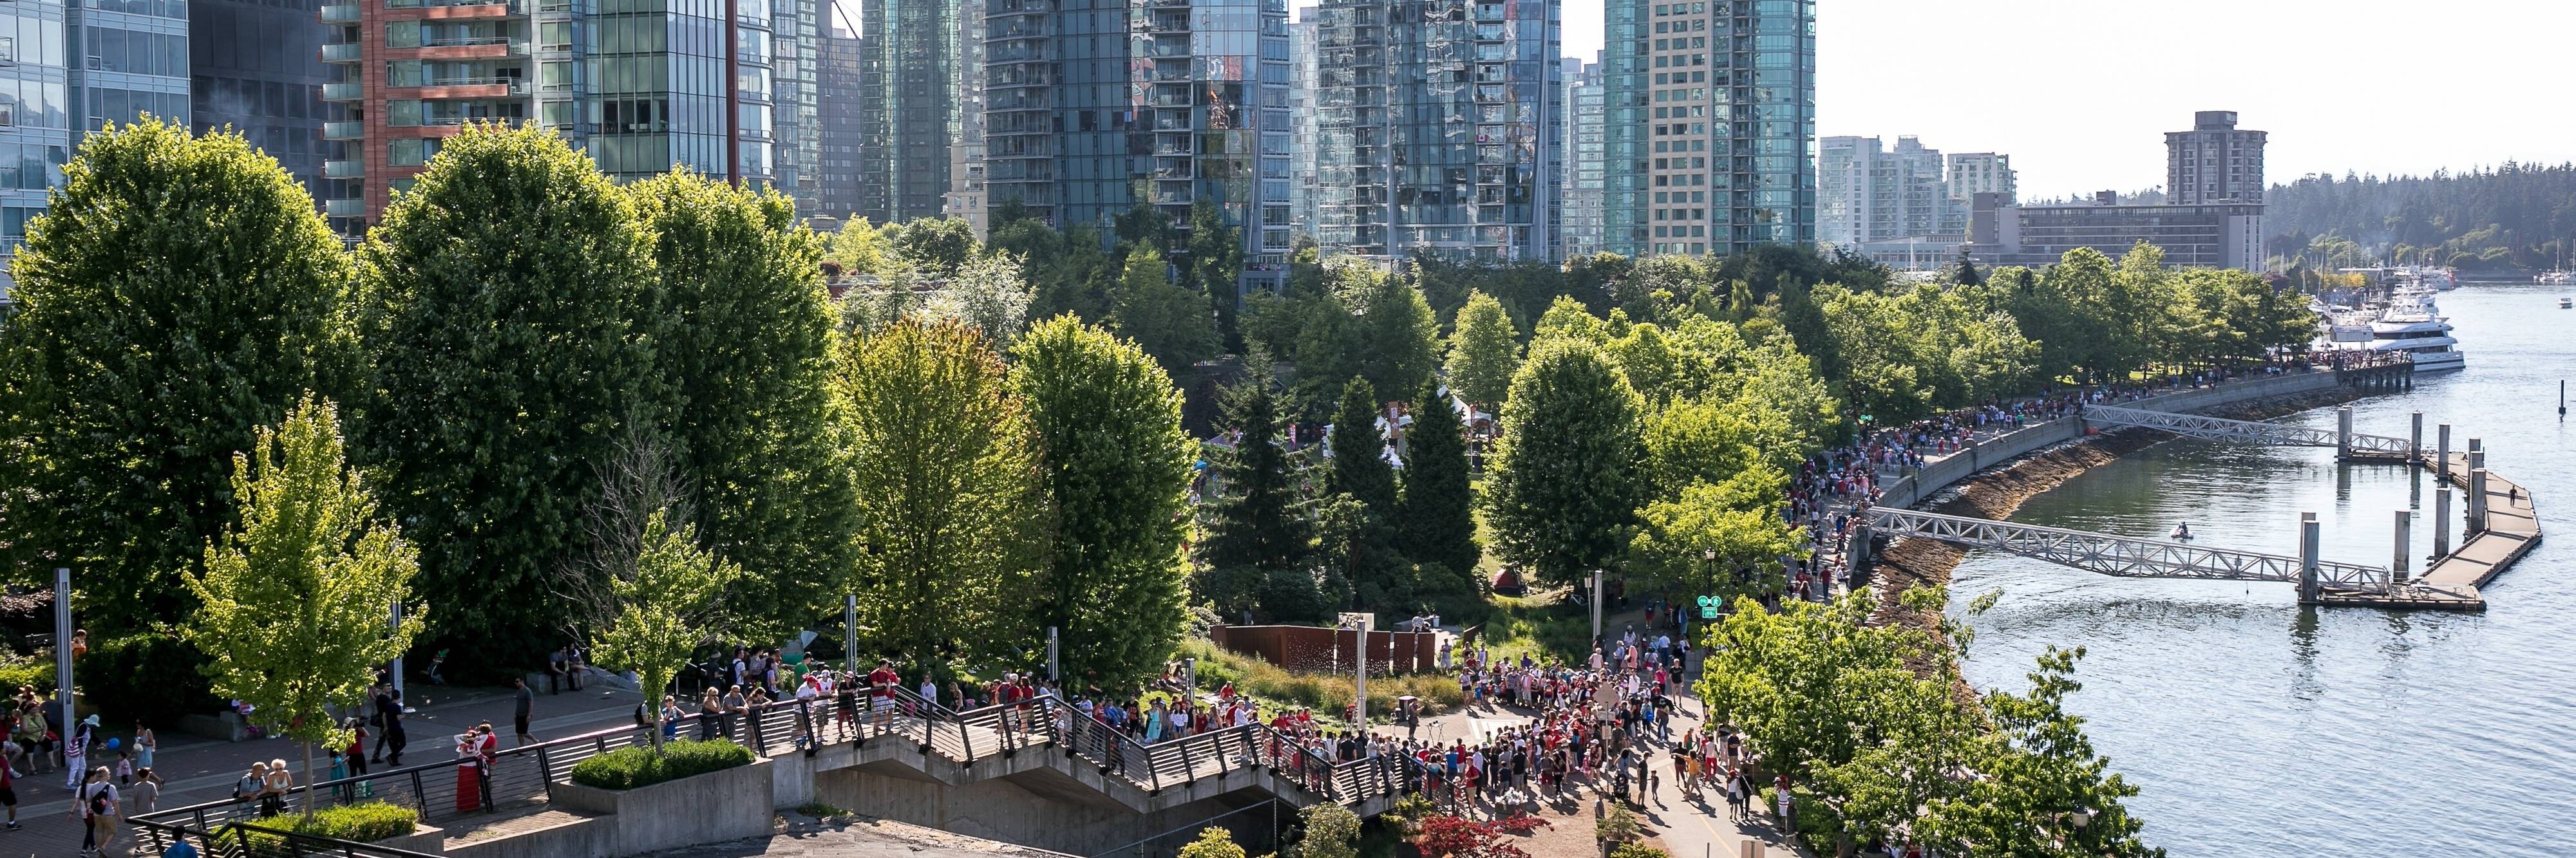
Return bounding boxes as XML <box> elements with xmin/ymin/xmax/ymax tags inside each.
<box><xmin>1627</xmin><ymin>479</ymin><xmax>1802</xmax><ymax>604</ymax></box>
<box><xmin>1482</xmin><ymin>339</ymin><xmax>1645</xmax><ymax>587</ymax></box>
<box><xmin>1397</xmin><ymin>379</ymin><xmax>1481</xmax><ymax>578</ymax></box>
<box><xmin>357</xmin><ymin>123</ymin><xmax>664</xmax><ymax>668</ymax></box>
<box><xmin>927</xmin><ymin>252</ymin><xmax>1036</xmax><ymax>344</ymax></box>
<box><xmin>1193</xmin><ymin>359</ymin><xmax>1321</xmax><ymax>622</ymax></box>
<box><xmin>0</xmin><ymin>119</ymin><xmax>357</xmax><ymax>634</ymax></box>
<box><xmin>1356</xmin><ymin>268</ymin><xmax>1443</xmax><ymax>397</ymax></box>
<box><xmin>184</xmin><ymin>397</ymin><xmax>425</xmax><ymax>813</ymax></box>
<box><xmin>1009</xmin><ymin>316</ymin><xmax>1195</xmax><ymax>687</ymax></box>
<box><xmin>838</xmin><ymin>320</ymin><xmax>1039</xmax><ymax>673</ymax></box>
<box><xmin>827</xmin><ymin>216</ymin><xmax>897</xmax><ymax>275</ymax></box>
<box><xmin>1444</xmin><ymin>291</ymin><xmax>1522</xmax><ymax>409</ymax></box>
<box><xmin>1177</xmin><ymin>828</ymin><xmax>1247</xmax><ymax>858</ymax></box>
<box><xmin>591</xmin><ymin>509</ymin><xmax>741</xmax><ymax>751</ymax></box>
<box><xmin>629</xmin><ymin>169</ymin><xmax>857</xmax><ymax>640</ymax></box>
<box><xmin>1297</xmin><ymin>802</ymin><xmax>1363</xmax><ymax>858</ymax></box>
<box><xmin>891</xmin><ymin>216</ymin><xmax>981</xmax><ymax>277</ymax></box>
<box><xmin>1112</xmin><ymin>247</ymin><xmax>1219</xmax><ymax>374</ymax></box>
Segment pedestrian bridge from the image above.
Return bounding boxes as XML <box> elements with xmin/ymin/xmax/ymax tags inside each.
<box><xmin>1861</xmin><ymin>507</ymin><xmax>2398</xmax><ymax>595</ymax></box>
<box><xmin>2080</xmin><ymin>404</ymin><xmax>2415</xmax><ymax>457</ymax></box>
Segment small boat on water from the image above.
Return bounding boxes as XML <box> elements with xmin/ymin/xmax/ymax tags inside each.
<box><xmin>2171</xmin><ymin>523</ymin><xmax>2193</xmax><ymax>541</ymax></box>
<box><xmin>2560</xmin><ymin>297</ymin><xmax>2571</xmax><ymax>310</ymax></box>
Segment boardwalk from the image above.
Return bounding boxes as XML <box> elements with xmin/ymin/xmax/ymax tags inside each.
<box><xmin>2417</xmin><ymin>452</ymin><xmax>2543</xmax><ymax>590</ymax></box>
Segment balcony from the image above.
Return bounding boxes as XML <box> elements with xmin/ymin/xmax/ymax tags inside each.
<box><xmin>323</xmin><ymin>160</ymin><xmax>364</xmax><ymax>179</ymax></box>
<box><xmin>323</xmin><ymin>121</ymin><xmax>364</xmax><ymax>140</ymax></box>
<box><xmin>412</xmin><ymin>77</ymin><xmax>528</xmax><ymax>98</ymax></box>
<box><xmin>322</xmin><ymin>83</ymin><xmax>362</xmax><ymax>100</ymax></box>
<box><xmin>321</xmin><ymin>3</ymin><xmax>359</xmax><ymax>21</ymax></box>
<box><xmin>324</xmin><ymin>198</ymin><xmax>368</xmax><ymax>218</ymax></box>
<box><xmin>321</xmin><ymin>43</ymin><xmax>362</xmax><ymax>62</ymax></box>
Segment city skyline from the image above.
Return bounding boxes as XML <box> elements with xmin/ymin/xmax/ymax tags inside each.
<box><xmin>1526</xmin><ymin>0</ymin><xmax>2573</xmax><ymax>198</ymax></box>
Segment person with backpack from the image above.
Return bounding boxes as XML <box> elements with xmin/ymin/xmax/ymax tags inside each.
<box><xmin>73</xmin><ymin>766</ymin><xmax>118</xmax><ymax>857</ymax></box>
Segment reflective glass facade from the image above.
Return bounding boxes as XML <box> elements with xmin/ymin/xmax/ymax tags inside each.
<box><xmin>1313</xmin><ymin>0</ymin><xmax>1559</xmax><ymax>263</ymax></box>
<box><xmin>1604</xmin><ymin>0</ymin><xmax>1810</xmax><ymax>257</ymax></box>
<box><xmin>816</xmin><ymin>24</ymin><xmax>862</xmax><ymax>218</ymax></box>
<box><xmin>0</xmin><ymin>0</ymin><xmax>190</xmax><ymax>296</ymax></box>
<box><xmin>858</xmin><ymin>0</ymin><xmax>958</xmax><ymax>221</ymax></box>
<box><xmin>983</xmin><ymin>0</ymin><xmax>1289</xmax><ymax>288</ymax></box>
<box><xmin>193</xmin><ymin>0</ymin><xmax>328</xmax><ymax>204</ymax></box>
<box><xmin>1560</xmin><ymin>53</ymin><xmax>1602</xmax><ymax>257</ymax></box>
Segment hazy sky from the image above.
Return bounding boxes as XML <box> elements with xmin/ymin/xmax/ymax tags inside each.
<box><xmin>1557</xmin><ymin>0</ymin><xmax>2576</xmax><ymax>197</ymax></box>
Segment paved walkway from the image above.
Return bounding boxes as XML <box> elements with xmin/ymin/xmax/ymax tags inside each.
<box><xmin>3</xmin><ymin>682</ymin><xmax>643</xmax><ymax>858</ymax></box>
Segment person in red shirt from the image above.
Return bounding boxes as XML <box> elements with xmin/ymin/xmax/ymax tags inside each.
<box><xmin>866</xmin><ymin>659</ymin><xmax>900</xmax><ymax>733</ymax></box>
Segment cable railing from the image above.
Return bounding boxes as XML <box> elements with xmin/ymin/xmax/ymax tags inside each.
<box><xmin>135</xmin><ymin>685</ymin><xmax>1417</xmax><ymax>849</ymax></box>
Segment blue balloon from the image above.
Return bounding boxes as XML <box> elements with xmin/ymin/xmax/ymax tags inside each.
<box><xmin>104</xmin><ymin>738</ymin><xmax>119</xmax><ymax>750</ymax></box>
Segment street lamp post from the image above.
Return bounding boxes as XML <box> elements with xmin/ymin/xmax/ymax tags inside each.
<box><xmin>1589</xmin><ymin>570</ymin><xmax>1605</xmax><ymax>644</ymax></box>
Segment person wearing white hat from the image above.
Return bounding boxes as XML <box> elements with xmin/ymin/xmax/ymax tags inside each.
<box><xmin>63</xmin><ymin>715</ymin><xmax>97</xmax><ymax>791</ymax></box>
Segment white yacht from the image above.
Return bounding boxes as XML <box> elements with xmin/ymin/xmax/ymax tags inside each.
<box><xmin>2362</xmin><ymin>287</ymin><xmax>2465</xmax><ymax>371</ymax></box>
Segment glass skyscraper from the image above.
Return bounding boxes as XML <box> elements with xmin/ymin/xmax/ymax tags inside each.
<box><xmin>982</xmin><ymin>0</ymin><xmax>1290</xmax><ymax>288</ymax></box>
<box><xmin>193</xmin><ymin>0</ymin><xmax>330</xmax><ymax>204</ymax></box>
<box><xmin>1312</xmin><ymin>0</ymin><xmax>1560</xmax><ymax>263</ymax></box>
<box><xmin>0</xmin><ymin>0</ymin><xmax>193</xmax><ymax>296</ymax></box>
<box><xmin>1604</xmin><ymin>0</ymin><xmax>1811</xmax><ymax>257</ymax></box>
<box><xmin>858</xmin><ymin>0</ymin><xmax>960</xmax><ymax>222</ymax></box>
<box><xmin>1560</xmin><ymin>53</ymin><xmax>1603</xmax><ymax>259</ymax></box>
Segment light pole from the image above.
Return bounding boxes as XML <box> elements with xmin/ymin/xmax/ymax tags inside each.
<box><xmin>1339</xmin><ymin>612</ymin><xmax>1372</xmax><ymax>727</ymax></box>
<box><xmin>1589</xmin><ymin>569</ymin><xmax>1605</xmax><ymax>644</ymax></box>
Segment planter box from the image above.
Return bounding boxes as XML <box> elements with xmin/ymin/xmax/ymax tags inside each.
<box><xmin>372</xmin><ymin>823</ymin><xmax>446</xmax><ymax>855</ymax></box>
<box><xmin>552</xmin><ymin>756</ymin><xmax>773</xmax><ymax>856</ymax></box>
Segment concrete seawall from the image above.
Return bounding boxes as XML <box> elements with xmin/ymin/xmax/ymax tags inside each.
<box><xmin>1875</xmin><ymin>371</ymin><xmax>2342</xmax><ymax>510</ymax></box>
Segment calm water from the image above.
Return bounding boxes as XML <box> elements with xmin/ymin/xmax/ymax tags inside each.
<box><xmin>1948</xmin><ymin>282</ymin><xmax>2576</xmax><ymax>856</ymax></box>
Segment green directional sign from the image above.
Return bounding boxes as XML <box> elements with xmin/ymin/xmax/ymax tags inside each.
<box><xmin>1698</xmin><ymin>595</ymin><xmax>1721</xmax><ymax>619</ymax></box>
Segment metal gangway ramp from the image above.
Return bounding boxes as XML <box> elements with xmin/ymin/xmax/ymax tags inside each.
<box><xmin>1859</xmin><ymin>507</ymin><xmax>2396</xmax><ymax>596</ymax></box>
<box><xmin>2081</xmin><ymin>404</ymin><xmax>2416</xmax><ymax>457</ymax></box>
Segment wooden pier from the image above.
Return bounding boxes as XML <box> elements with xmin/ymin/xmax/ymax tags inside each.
<box><xmin>2313</xmin><ymin>450</ymin><xmax>2541</xmax><ymax>611</ymax></box>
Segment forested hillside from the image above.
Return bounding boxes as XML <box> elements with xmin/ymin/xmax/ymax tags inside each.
<box><xmin>2264</xmin><ymin>162</ymin><xmax>2576</xmax><ymax>272</ymax></box>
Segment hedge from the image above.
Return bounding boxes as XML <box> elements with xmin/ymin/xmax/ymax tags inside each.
<box><xmin>567</xmin><ymin>739</ymin><xmax>754</xmax><ymax>790</ymax></box>
<box><xmin>234</xmin><ymin>801</ymin><xmax>419</xmax><ymax>848</ymax></box>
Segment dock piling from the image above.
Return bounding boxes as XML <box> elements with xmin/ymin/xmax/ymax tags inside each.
<box><xmin>2298</xmin><ymin>513</ymin><xmax>2322</xmax><ymax>604</ymax></box>
<box><xmin>2392</xmin><ymin>510</ymin><xmax>2412</xmax><ymax>584</ymax></box>
<box><xmin>2336</xmin><ymin>406</ymin><xmax>2353</xmax><ymax>460</ymax></box>
<box><xmin>2410</xmin><ymin>411</ymin><xmax>2423</xmax><ymax>460</ymax></box>
<box><xmin>2468</xmin><ymin>468</ymin><xmax>2490</xmax><ymax>535</ymax></box>
<box><xmin>2438</xmin><ymin>424</ymin><xmax>2452</xmax><ymax>477</ymax></box>
<box><xmin>2434</xmin><ymin>486</ymin><xmax>2452</xmax><ymax>558</ymax></box>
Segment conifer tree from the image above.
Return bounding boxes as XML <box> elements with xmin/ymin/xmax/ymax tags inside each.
<box><xmin>1193</xmin><ymin>358</ymin><xmax>1322</xmax><ymax>621</ymax></box>
<box><xmin>1398</xmin><ymin>379</ymin><xmax>1481</xmax><ymax>578</ymax></box>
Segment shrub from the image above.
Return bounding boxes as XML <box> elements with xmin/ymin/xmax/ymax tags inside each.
<box><xmin>1595</xmin><ymin>804</ymin><xmax>1642</xmax><ymax>844</ymax></box>
<box><xmin>567</xmin><ymin>739</ymin><xmax>754</xmax><ymax>790</ymax></box>
<box><xmin>0</xmin><ymin>651</ymin><xmax>50</xmax><ymax>693</ymax></box>
<box><xmin>1298</xmin><ymin>802</ymin><xmax>1362</xmax><ymax>858</ymax></box>
<box><xmin>1609</xmin><ymin>846</ymin><xmax>1671</xmax><ymax>858</ymax></box>
<box><xmin>234</xmin><ymin>801</ymin><xmax>419</xmax><ymax>847</ymax></box>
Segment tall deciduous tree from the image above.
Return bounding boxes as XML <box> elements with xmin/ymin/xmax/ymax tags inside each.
<box><xmin>184</xmin><ymin>397</ymin><xmax>424</xmax><ymax>813</ymax></box>
<box><xmin>592</xmin><ymin>510</ymin><xmax>740</xmax><ymax>751</ymax></box>
<box><xmin>1112</xmin><ymin>247</ymin><xmax>1218</xmax><ymax>374</ymax></box>
<box><xmin>1009</xmin><ymin>315</ymin><xmax>1194</xmax><ymax>687</ymax></box>
<box><xmin>891</xmin><ymin>216</ymin><xmax>981</xmax><ymax>277</ymax></box>
<box><xmin>838</xmin><ymin>320</ymin><xmax>1039</xmax><ymax>673</ymax></box>
<box><xmin>1482</xmin><ymin>339</ymin><xmax>1645</xmax><ymax>587</ymax></box>
<box><xmin>357</xmin><ymin>123</ymin><xmax>663</xmax><ymax>668</ymax></box>
<box><xmin>0</xmin><ymin>119</ymin><xmax>357</xmax><ymax>634</ymax></box>
<box><xmin>1397</xmin><ymin>379</ymin><xmax>1482</xmax><ymax>599</ymax></box>
<box><xmin>629</xmin><ymin>169</ymin><xmax>857</xmax><ymax>638</ymax></box>
<box><xmin>1444</xmin><ymin>291</ymin><xmax>1522</xmax><ymax>410</ymax></box>
<box><xmin>1356</xmin><ymin>268</ymin><xmax>1443</xmax><ymax>399</ymax></box>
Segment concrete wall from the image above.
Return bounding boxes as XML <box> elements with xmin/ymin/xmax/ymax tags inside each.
<box><xmin>815</xmin><ymin>765</ymin><xmax>1263</xmax><ymax>855</ymax></box>
<box><xmin>550</xmin><ymin>758</ymin><xmax>776</xmax><ymax>857</ymax></box>
<box><xmin>442</xmin><ymin>812</ymin><xmax>613</xmax><ymax>858</ymax></box>
<box><xmin>1877</xmin><ymin>371</ymin><xmax>2339</xmax><ymax>509</ymax></box>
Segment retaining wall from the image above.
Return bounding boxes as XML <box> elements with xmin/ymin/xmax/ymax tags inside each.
<box><xmin>547</xmin><ymin>758</ymin><xmax>776</xmax><ymax>857</ymax></box>
<box><xmin>815</xmin><ymin>765</ymin><xmax>1260</xmax><ymax>855</ymax></box>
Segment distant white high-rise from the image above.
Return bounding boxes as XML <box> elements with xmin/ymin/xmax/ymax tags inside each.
<box><xmin>1819</xmin><ymin>135</ymin><xmax>1959</xmax><ymax>245</ymax></box>
<box><xmin>1562</xmin><ymin>55</ymin><xmax>1607</xmax><ymax>259</ymax></box>
<box><xmin>1946</xmin><ymin>152</ymin><xmax>2016</xmax><ymax>207</ymax></box>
